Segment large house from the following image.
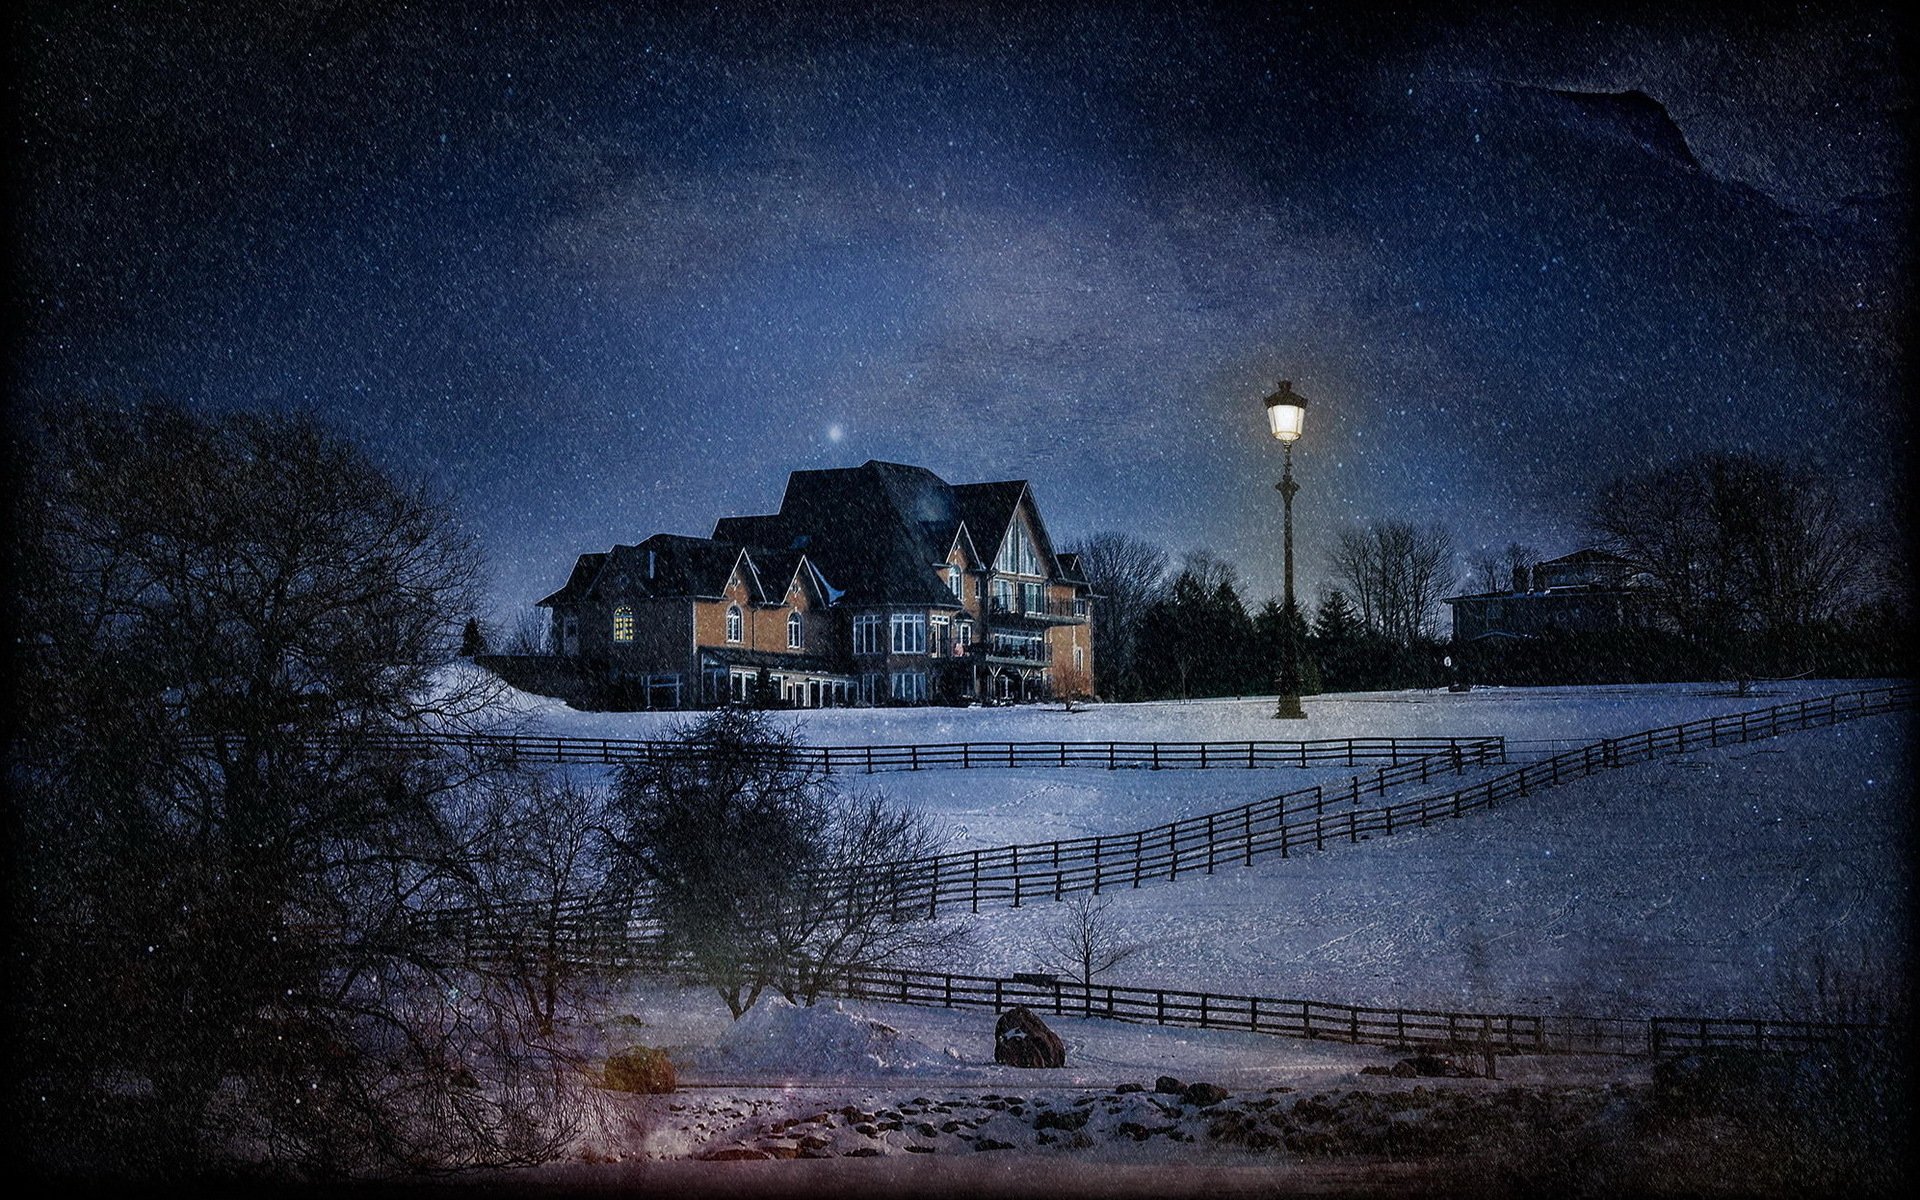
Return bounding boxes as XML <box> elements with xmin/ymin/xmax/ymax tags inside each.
<box><xmin>537</xmin><ymin>461</ymin><xmax>1096</xmax><ymax>708</ymax></box>
<box><xmin>1442</xmin><ymin>548</ymin><xmax>1656</xmax><ymax>642</ymax></box>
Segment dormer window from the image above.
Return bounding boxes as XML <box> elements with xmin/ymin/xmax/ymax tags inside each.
<box><xmin>726</xmin><ymin>604</ymin><xmax>742</xmax><ymax>643</ymax></box>
<box><xmin>787</xmin><ymin>610</ymin><xmax>802</xmax><ymax>649</ymax></box>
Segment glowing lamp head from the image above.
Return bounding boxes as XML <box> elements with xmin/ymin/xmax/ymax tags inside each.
<box><xmin>1263</xmin><ymin>379</ymin><xmax>1308</xmax><ymax>443</ymax></box>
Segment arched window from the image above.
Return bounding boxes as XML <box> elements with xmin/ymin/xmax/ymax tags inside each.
<box><xmin>787</xmin><ymin>610</ymin><xmax>803</xmax><ymax>649</ymax></box>
<box><xmin>726</xmin><ymin>604</ymin><xmax>742</xmax><ymax>643</ymax></box>
<box><xmin>612</xmin><ymin>605</ymin><xmax>634</xmax><ymax>643</ymax></box>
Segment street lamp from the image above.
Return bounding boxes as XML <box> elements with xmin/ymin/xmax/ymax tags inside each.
<box><xmin>1263</xmin><ymin>380</ymin><xmax>1308</xmax><ymax>719</ymax></box>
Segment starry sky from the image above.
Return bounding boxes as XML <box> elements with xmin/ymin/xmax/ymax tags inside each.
<box><xmin>11</xmin><ymin>1</ymin><xmax>1910</xmax><ymax>622</ymax></box>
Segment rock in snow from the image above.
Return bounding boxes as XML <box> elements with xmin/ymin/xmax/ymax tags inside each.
<box><xmin>994</xmin><ymin>1006</ymin><xmax>1067</xmax><ymax>1068</ymax></box>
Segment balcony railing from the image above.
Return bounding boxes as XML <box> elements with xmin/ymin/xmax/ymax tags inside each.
<box><xmin>987</xmin><ymin>597</ymin><xmax>1086</xmax><ymax>623</ymax></box>
<box><xmin>981</xmin><ymin>640</ymin><xmax>1051</xmax><ymax>664</ymax></box>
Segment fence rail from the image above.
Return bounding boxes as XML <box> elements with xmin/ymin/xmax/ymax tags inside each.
<box><xmin>194</xmin><ymin>731</ymin><xmax>1504</xmax><ymax>774</ymax></box>
<box><xmin>420</xmin><ymin>684</ymin><xmax>1912</xmax><ymax>1063</ymax></box>
<box><xmin>438</xmin><ymin>684</ymin><xmax>1913</xmax><ymax>934</ymax></box>
<box><xmin>437</xmin><ymin>926</ymin><xmax>1875</xmax><ymax>1062</ymax></box>
<box><xmin>820</xmin><ymin>683</ymin><xmax>1915</xmax><ymax>917</ymax></box>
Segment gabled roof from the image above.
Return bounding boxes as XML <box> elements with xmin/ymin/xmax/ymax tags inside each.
<box><xmin>951</xmin><ymin>480</ymin><xmax>1026</xmax><ymax>560</ymax></box>
<box><xmin>560</xmin><ymin>460</ymin><xmax>1073</xmax><ymax>615</ymax></box>
<box><xmin>712</xmin><ymin>461</ymin><xmax>980</xmax><ymax>608</ymax></box>
<box><xmin>536</xmin><ymin>552</ymin><xmax>607</xmax><ymax>607</ymax></box>
<box><xmin>595</xmin><ymin>534</ymin><xmax>745</xmax><ymax>601</ymax></box>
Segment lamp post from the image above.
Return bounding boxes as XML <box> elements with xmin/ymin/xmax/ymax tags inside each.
<box><xmin>1263</xmin><ymin>380</ymin><xmax>1308</xmax><ymax>720</ymax></box>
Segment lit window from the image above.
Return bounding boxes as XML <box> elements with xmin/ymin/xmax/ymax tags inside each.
<box><xmin>947</xmin><ymin>569</ymin><xmax>962</xmax><ymax>598</ymax></box>
<box><xmin>612</xmin><ymin>605</ymin><xmax>634</xmax><ymax>643</ymax></box>
<box><xmin>726</xmin><ymin>604</ymin><xmax>742</xmax><ymax>643</ymax></box>
<box><xmin>787</xmin><ymin>610</ymin><xmax>802</xmax><ymax>649</ymax></box>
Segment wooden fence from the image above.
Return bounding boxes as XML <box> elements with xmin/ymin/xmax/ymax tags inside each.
<box><xmin>440</xmin><ymin>683</ymin><xmax>1912</xmax><ymax>933</ymax></box>
<box><xmin>252</xmin><ymin>731</ymin><xmax>1502</xmax><ymax>773</ymax></box>
<box><xmin>822</xmin><ymin>682</ymin><xmax>1916</xmax><ymax>917</ymax></box>
<box><xmin>438</xmin><ymin>925</ymin><xmax>1872</xmax><ymax>1062</ymax></box>
<box><xmin>419</xmin><ymin>684</ymin><xmax>1912</xmax><ymax>1060</ymax></box>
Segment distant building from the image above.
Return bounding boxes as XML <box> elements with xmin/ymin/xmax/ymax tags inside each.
<box><xmin>537</xmin><ymin>460</ymin><xmax>1095</xmax><ymax>708</ymax></box>
<box><xmin>1442</xmin><ymin>549</ymin><xmax>1656</xmax><ymax>642</ymax></box>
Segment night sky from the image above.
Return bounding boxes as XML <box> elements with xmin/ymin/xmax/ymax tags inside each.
<box><xmin>11</xmin><ymin>1</ymin><xmax>1910</xmax><ymax>622</ymax></box>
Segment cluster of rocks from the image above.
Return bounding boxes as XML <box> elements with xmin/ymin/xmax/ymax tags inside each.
<box><xmin>691</xmin><ymin>1077</ymin><xmax>1636</xmax><ymax>1162</ymax></box>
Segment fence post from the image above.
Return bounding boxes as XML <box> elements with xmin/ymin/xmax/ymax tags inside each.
<box><xmin>1134</xmin><ymin>833</ymin><xmax>1144</xmax><ymax>887</ymax></box>
<box><xmin>1200</xmin><ymin>993</ymin><xmax>1209</xmax><ymax>1029</ymax></box>
<box><xmin>994</xmin><ymin>978</ymin><xmax>1004</xmax><ymax>1011</ymax></box>
<box><xmin>1169</xmin><ymin>826</ymin><xmax>1178</xmax><ymax>881</ymax></box>
<box><xmin>971</xmin><ymin>850</ymin><xmax>981</xmax><ymax>913</ymax></box>
<box><xmin>1200</xmin><ymin>742</ymin><xmax>1208</xmax><ymax>769</ymax></box>
<box><xmin>1245</xmin><ymin>809</ymin><xmax>1254</xmax><ymax>865</ymax></box>
<box><xmin>1206</xmin><ymin>814</ymin><xmax>1216</xmax><ymax>873</ymax></box>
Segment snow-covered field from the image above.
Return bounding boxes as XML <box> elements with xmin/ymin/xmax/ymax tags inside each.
<box><xmin>464</xmin><ymin>675</ymin><xmax>1910</xmax><ymax>1181</ymax></box>
<box><xmin>487</xmin><ymin>672</ymin><xmax>1880</xmax><ymax>749</ymax></box>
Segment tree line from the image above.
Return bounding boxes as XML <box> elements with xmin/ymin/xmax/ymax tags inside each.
<box><xmin>1066</xmin><ymin>522</ymin><xmax>1459</xmax><ymax>701</ymax></box>
<box><xmin>1069</xmin><ymin>450</ymin><xmax>1905</xmax><ymax>700</ymax></box>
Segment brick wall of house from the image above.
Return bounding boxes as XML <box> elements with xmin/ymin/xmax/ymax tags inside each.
<box><xmin>690</xmin><ymin>566</ymin><xmax>835</xmax><ymax>660</ymax></box>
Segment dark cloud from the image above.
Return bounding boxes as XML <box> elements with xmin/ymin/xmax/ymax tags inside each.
<box><xmin>10</xmin><ymin>1</ymin><xmax>1907</xmax><ymax>618</ymax></box>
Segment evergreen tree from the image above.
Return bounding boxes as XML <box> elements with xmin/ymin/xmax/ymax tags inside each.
<box><xmin>461</xmin><ymin>616</ymin><xmax>488</xmax><ymax>656</ymax></box>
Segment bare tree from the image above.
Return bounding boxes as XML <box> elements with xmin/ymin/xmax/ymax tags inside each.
<box><xmin>1041</xmin><ymin>893</ymin><xmax>1145</xmax><ymax>987</ymax></box>
<box><xmin>501</xmin><ymin>608</ymin><xmax>552</xmax><ymax>656</ymax></box>
<box><xmin>1063</xmin><ymin>531</ymin><xmax>1169</xmax><ymax>699</ymax></box>
<box><xmin>1328</xmin><ymin>520</ymin><xmax>1457</xmax><ymax>645</ymax></box>
<box><xmin>604</xmin><ymin>711</ymin><xmax>966</xmax><ymax>1016</ymax></box>
<box><xmin>1504</xmin><ymin>542</ymin><xmax>1538</xmax><ymax>592</ymax></box>
<box><xmin>1330</xmin><ymin>528</ymin><xmax>1382</xmax><ymax>630</ymax></box>
<box><xmin>770</xmin><ymin>792</ymin><xmax>969</xmax><ymax>1006</ymax></box>
<box><xmin>1587</xmin><ymin>453</ymin><xmax>1869</xmax><ymax>639</ymax></box>
<box><xmin>1470</xmin><ymin>547</ymin><xmax>1505</xmax><ymax>594</ymax></box>
<box><xmin>9</xmin><ymin>400</ymin><xmax>578</xmax><ymax>1178</ymax></box>
<box><xmin>474</xmin><ymin>774</ymin><xmax>616</xmax><ymax>1038</ymax></box>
